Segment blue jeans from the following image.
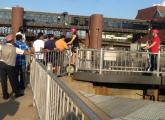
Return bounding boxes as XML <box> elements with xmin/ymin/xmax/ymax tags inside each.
<box><xmin>148</xmin><ymin>54</ymin><xmax>158</xmax><ymax>71</ymax></box>
<box><xmin>15</xmin><ymin>64</ymin><xmax>26</xmax><ymax>89</ymax></box>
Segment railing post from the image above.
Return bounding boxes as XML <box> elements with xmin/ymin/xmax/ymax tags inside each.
<box><xmin>45</xmin><ymin>63</ymin><xmax>52</xmax><ymax>120</ymax></box>
<box><xmin>157</xmin><ymin>51</ymin><xmax>160</xmax><ymax>77</ymax></box>
<box><xmin>99</xmin><ymin>48</ymin><xmax>103</xmax><ymax>74</ymax></box>
<box><xmin>31</xmin><ymin>59</ymin><xmax>36</xmax><ymax>107</ymax></box>
<box><xmin>75</xmin><ymin>48</ymin><xmax>79</xmax><ymax>72</ymax></box>
<box><xmin>86</xmin><ymin>50</ymin><xmax>92</xmax><ymax>69</ymax></box>
<box><xmin>68</xmin><ymin>48</ymin><xmax>72</xmax><ymax>76</ymax></box>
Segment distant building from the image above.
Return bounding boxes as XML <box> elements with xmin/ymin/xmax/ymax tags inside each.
<box><xmin>136</xmin><ymin>5</ymin><xmax>165</xmax><ymax>42</ymax></box>
<box><xmin>136</xmin><ymin>5</ymin><xmax>165</xmax><ymax>20</ymax></box>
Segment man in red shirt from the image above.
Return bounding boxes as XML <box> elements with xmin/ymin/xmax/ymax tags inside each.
<box><xmin>144</xmin><ymin>29</ymin><xmax>160</xmax><ymax>71</ymax></box>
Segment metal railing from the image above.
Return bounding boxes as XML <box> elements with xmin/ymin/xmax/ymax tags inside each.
<box><xmin>30</xmin><ymin>58</ymin><xmax>111</xmax><ymax>120</ymax></box>
<box><xmin>29</xmin><ymin>48</ymin><xmax>165</xmax><ymax>120</ymax></box>
<box><xmin>76</xmin><ymin>48</ymin><xmax>165</xmax><ymax>76</ymax></box>
<box><xmin>33</xmin><ymin>49</ymin><xmax>72</xmax><ymax>76</ymax></box>
<box><xmin>30</xmin><ymin>48</ymin><xmax>165</xmax><ymax>77</ymax></box>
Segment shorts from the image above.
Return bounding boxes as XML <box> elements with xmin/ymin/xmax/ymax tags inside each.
<box><xmin>71</xmin><ymin>46</ymin><xmax>79</xmax><ymax>53</ymax></box>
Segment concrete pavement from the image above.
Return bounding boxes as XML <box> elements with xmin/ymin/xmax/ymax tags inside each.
<box><xmin>0</xmin><ymin>84</ymin><xmax>38</xmax><ymax>120</ymax></box>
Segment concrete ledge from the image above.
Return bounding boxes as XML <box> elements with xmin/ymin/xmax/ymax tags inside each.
<box><xmin>73</xmin><ymin>71</ymin><xmax>162</xmax><ymax>86</ymax></box>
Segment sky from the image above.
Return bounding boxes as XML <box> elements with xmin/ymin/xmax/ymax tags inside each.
<box><xmin>0</xmin><ymin>0</ymin><xmax>164</xmax><ymax>19</ymax></box>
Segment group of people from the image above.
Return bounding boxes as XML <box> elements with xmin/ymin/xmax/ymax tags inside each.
<box><xmin>32</xmin><ymin>27</ymin><xmax>79</xmax><ymax>71</ymax></box>
<box><xmin>0</xmin><ymin>25</ymin><xmax>160</xmax><ymax>100</ymax></box>
<box><xmin>0</xmin><ymin>26</ymin><xmax>79</xmax><ymax>100</ymax></box>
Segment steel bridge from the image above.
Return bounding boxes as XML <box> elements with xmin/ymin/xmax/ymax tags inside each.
<box><xmin>0</xmin><ymin>8</ymin><xmax>150</xmax><ymax>37</ymax></box>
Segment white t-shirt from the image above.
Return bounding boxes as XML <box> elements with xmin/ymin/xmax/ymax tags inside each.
<box><xmin>16</xmin><ymin>47</ymin><xmax>24</xmax><ymax>55</ymax></box>
<box><xmin>33</xmin><ymin>39</ymin><xmax>45</xmax><ymax>59</ymax></box>
<box><xmin>0</xmin><ymin>43</ymin><xmax>24</xmax><ymax>55</ymax></box>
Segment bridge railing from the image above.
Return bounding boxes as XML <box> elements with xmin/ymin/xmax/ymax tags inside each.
<box><xmin>76</xmin><ymin>48</ymin><xmax>165</xmax><ymax>76</ymax></box>
<box><xmin>30</xmin><ymin>58</ymin><xmax>111</xmax><ymax>120</ymax></box>
<box><xmin>33</xmin><ymin>49</ymin><xmax>72</xmax><ymax>76</ymax></box>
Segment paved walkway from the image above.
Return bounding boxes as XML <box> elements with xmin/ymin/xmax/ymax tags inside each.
<box><xmin>0</xmin><ymin>84</ymin><xmax>38</xmax><ymax>120</ymax></box>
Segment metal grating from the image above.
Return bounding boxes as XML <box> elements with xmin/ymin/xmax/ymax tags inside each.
<box><xmin>81</xmin><ymin>92</ymin><xmax>165</xmax><ymax>120</ymax></box>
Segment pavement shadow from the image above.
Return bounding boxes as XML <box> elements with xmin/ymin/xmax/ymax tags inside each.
<box><xmin>0</xmin><ymin>98</ymin><xmax>20</xmax><ymax>119</ymax></box>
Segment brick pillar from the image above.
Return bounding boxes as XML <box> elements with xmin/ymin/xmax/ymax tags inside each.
<box><xmin>89</xmin><ymin>14</ymin><xmax>103</xmax><ymax>48</ymax></box>
<box><xmin>12</xmin><ymin>7</ymin><xmax>24</xmax><ymax>36</ymax></box>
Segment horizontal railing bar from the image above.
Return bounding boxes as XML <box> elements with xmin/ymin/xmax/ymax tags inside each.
<box><xmin>77</xmin><ymin>48</ymin><xmax>165</xmax><ymax>76</ymax></box>
<box><xmin>37</xmin><ymin>61</ymin><xmax>112</xmax><ymax>120</ymax></box>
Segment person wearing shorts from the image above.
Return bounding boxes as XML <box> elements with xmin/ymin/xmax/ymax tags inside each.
<box><xmin>67</xmin><ymin>27</ymin><xmax>79</xmax><ymax>65</ymax></box>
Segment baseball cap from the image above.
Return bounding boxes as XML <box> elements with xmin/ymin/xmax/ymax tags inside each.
<box><xmin>151</xmin><ymin>29</ymin><xmax>159</xmax><ymax>34</ymax></box>
<box><xmin>16</xmin><ymin>32</ymin><xmax>23</xmax><ymax>36</ymax></box>
<box><xmin>70</xmin><ymin>27</ymin><xmax>77</xmax><ymax>34</ymax></box>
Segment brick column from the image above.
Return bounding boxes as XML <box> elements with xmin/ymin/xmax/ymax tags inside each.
<box><xmin>89</xmin><ymin>14</ymin><xmax>103</xmax><ymax>48</ymax></box>
<box><xmin>12</xmin><ymin>7</ymin><xmax>24</xmax><ymax>36</ymax></box>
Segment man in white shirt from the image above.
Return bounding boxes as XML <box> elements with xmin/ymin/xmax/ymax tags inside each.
<box><xmin>33</xmin><ymin>32</ymin><xmax>45</xmax><ymax>62</ymax></box>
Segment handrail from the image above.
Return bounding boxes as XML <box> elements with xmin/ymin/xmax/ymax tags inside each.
<box><xmin>30</xmin><ymin>58</ymin><xmax>111</xmax><ymax>120</ymax></box>
<box><xmin>30</xmin><ymin>48</ymin><xmax>165</xmax><ymax>77</ymax></box>
<box><xmin>77</xmin><ymin>48</ymin><xmax>165</xmax><ymax>77</ymax></box>
<box><xmin>32</xmin><ymin>49</ymin><xmax>72</xmax><ymax>76</ymax></box>
<box><xmin>48</xmin><ymin>65</ymin><xmax>111</xmax><ymax>120</ymax></box>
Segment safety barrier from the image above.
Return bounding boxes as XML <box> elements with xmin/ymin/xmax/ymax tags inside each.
<box><xmin>76</xmin><ymin>48</ymin><xmax>165</xmax><ymax>76</ymax></box>
<box><xmin>30</xmin><ymin>58</ymin><xmax>111</xmax><ymax>120</ymax></box>
<box><xmin>33</xmin><ymin>49</ymin><xmax>72</xmax><ymax>76</ymax></box>
<box><xmin>31</xmin><ymin>48</ymin><xmax>165</xmax><ymax>77</ymax></box>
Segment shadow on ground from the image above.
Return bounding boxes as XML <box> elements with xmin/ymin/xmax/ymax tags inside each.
<box><xmin>0</xmin><ymin>98</ymin><xmax>20</xmax><ymax>120</ymax></box>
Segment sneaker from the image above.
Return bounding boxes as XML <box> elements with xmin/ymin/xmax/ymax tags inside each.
<box><xmin>3</xmin><ymin>93</ymin><xmax>9</xmax><ymax>100</ymax></box>
<box><xmin>152</xmin><ymin>70</ymin><xmax>157</xmax><ymax>74</ymax></box>
<box><xmin>15</xmin><ymin>93</ymin><xmax>24</xmax><ymax>98</ymax></box>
